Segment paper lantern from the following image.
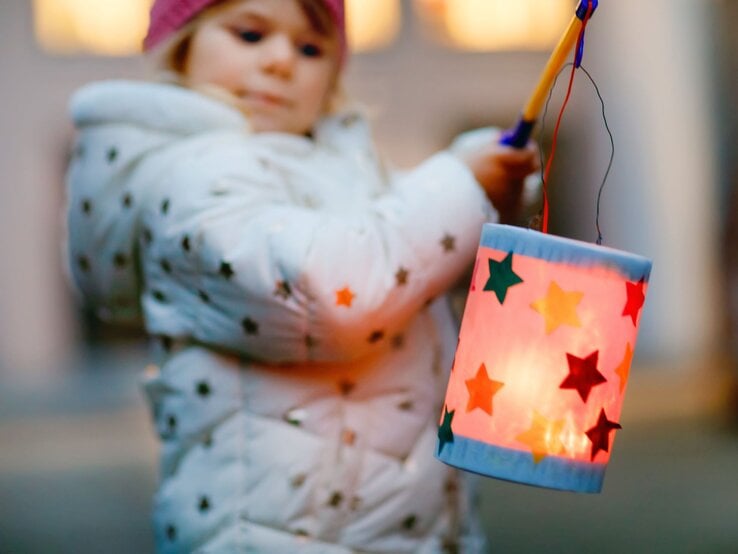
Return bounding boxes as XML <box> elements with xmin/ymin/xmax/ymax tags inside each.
<box><xmin>436</xmin><ymin>224</ymin><xmax>652</xmax><ymax>493</ymax></box>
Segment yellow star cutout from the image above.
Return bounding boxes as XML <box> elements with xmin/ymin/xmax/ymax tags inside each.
<box><xmin>614</xmin><ymin>342</ymin><xmax>633</xmax><ymax>393</ymax></box>
<box><xmin>465</xmin><ymin>363</ymin><xmax>504</xmax><ymax>415</ymax></box>
<box><xmin>335</xmin><ymin>287</ymin><xmax>355</xmax><ymax>307</ymax></box>
<box><xmin>515</xmin><ymin>411</ymin><xmax>567</xmax><ymax>464</ymax></box>
<box><xmin>530</xmin><ymin>281</ymin><xmax>584</xmax><ymax>334</ymax></box>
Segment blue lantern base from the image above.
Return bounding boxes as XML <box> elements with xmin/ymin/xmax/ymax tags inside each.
<box><xmin>435</xmin><ymin>435</ymin><xmax>606</xmax><ymax>494</ymax></box>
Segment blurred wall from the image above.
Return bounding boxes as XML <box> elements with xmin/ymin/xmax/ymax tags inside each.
<box><xmin>562</xmin><ymin>0</ymin><xmax>722</xmax><ymax>364</ymax></box>
<box><xmin>0</xmin><ymin>0</ymin><xmax>726</xmax><ymax>381</ymax></box>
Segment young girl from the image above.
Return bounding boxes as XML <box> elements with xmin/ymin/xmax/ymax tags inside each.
<box><xmin>66</xmin><ymin>0</ymin><xmax>539</xmax><ymax>551</ymax></box>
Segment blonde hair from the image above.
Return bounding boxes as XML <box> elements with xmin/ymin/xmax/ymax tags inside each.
<box><xmin>150</xmin><ymin>0</ymin><xmax>347</xmax><ymax>115</ymax></box>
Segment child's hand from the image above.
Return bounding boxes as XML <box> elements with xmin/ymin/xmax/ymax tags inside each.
<box><xmin>461</xmin><ymin>141</ymin><xmax>540</xmax><ymax>223</ymax></box>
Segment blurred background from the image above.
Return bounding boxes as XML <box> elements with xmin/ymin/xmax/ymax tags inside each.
<box><xmin>1</xmin><ymin>0</ymin><xmax>738</xmax><ymax>552</ymax></box>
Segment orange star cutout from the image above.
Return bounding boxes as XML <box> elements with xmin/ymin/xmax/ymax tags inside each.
<box><xmin>614</xmin><ymin>342</ymin><xmax>633</xmax><ymax>393</ymax></box>
<box><xmin>530</xmin><ymin>281</ymin><xmax>584</xmax><ymax>334</ymax></box>
<box><xmin>515</xmin><ymin>411</ymin><xmax>567</xmax><ymax>464</ymax></box>
<box><xmin>335</xmin><ymin>287</ymin><xmax>355</xmax><ymax>307</ymax></box>
<box><xmin>464</xmin><ymin>363</ymin><xmax>504</xmax><ymax>415</ymax></box>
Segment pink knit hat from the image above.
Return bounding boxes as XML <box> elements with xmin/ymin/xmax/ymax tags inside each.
<box><xmin>144</xmin><ymin>0</ymin><xmax>346</xmax><ymax>60</ymax></box>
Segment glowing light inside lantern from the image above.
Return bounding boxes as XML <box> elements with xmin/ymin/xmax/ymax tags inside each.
<box><xmin>437</xmin><ymin>224</ymin><xmax>652</xmax><ymax>493</ymax></box>
<box><xmin>33</xmin><ymin>0</ymin><xmax>152</xmax><ymax>56</ymax></box>
<box><xmin>346</xmin><ymin>0</ymin><xmax>401</xmax><ymax>52</ymax></box>
<box><xmin>437</xmin><ymin>0</ymin><xmax>573</xmax><ymax>51</ymax></box>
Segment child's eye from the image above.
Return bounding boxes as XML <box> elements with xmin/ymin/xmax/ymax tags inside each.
<box><xmin>299</xmin><ymin>43</ymin><xmax>323</xmax><ymax>58</ymax></box>
<box><xmin>237</xmin><ymin>30</ymin><xmax>263</xmax><ymax>43</ymax></box>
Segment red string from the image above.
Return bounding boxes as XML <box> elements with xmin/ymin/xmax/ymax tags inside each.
<box><xmin>540</xmin><ymin>11</ymin><xmax>591</xmax><ymax>234</ymax></box>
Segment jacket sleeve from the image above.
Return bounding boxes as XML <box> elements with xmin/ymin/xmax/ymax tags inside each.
<box><xmin>65</xmin><ymin>123</ymin><xmax>173</xmax><ymax>324</ymax></box>
<box><xmin>141</xmin><ymin>147</ymin><xmax>497</xmax><ymax>363</ymax></box>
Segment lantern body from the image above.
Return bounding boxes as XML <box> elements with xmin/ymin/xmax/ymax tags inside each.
<box><xmin>436</xmin><ymin>224</ymin><xmax>652</xmax><ymax>493</ymax></box>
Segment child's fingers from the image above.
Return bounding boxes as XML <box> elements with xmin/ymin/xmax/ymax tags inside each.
<box><xmin>495</xmin><ymin>149</ymin><xmax>541</xmax><ymax>176</ymax></box>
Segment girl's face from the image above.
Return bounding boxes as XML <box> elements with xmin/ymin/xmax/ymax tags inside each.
<box><xmin>186</xmin><ymin>0</ymin><xmax>340</xmax><ymax>135</ymax></box>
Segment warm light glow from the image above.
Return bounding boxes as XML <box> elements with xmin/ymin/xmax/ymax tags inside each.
<box><xmin>346</xmin><ymin>0</ymin><xmax>401</xmax><ymax>52</ymax></box>
<box><xmin>33</xmin><ymin>0</ymin><xmax>152</xmax><ymax>56</ymax></box>
<box><xmin>428</xmin><ymin>0</ymin><xmax>573</xmax><ymax>51</ymax></box>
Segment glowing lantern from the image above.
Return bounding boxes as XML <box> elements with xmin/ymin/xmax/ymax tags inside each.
<box><xmin>436</xmin><ymin>224</ymin><xmax>652</xmax><ymax>493</ymax></box>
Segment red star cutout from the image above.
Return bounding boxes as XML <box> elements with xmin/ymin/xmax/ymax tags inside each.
<box><xmin>335</xmin><ymin>287</ymin><xmax>355</xmax><ymax>307</ymax></box>
<box><xmin>585</xmin><ymin>408</ymin><xmax>622</xmax><ymax>461</ymax></box>
<box><xmin>464</xmin><ymin>363</ymin><xmax>504</xmax><ymax>415</ymax></box>
<box><xmin>622</xmin><ymin>278</ymin><xmax>646</xmax><ymax>325</ymax></box>
<box><xmin>560</xmin><ymin>351</ymin><xmax>607</xmax><ymax>402</ymax></box>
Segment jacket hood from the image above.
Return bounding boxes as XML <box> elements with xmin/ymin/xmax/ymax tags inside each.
<box><xmin>70</xmin><ymin>80</ymin><xmax>373</xmax><ymax>155</ymax></box>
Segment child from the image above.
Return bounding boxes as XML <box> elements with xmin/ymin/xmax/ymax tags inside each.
<box><xmin>66</xmin><ymin>0</ymin><xmax>539</xmax><ymax>551</ymax></box>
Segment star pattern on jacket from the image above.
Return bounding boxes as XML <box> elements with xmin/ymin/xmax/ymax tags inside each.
<box><xmin>198</xmin><ymin>496</ymin><xmax>211</xmax><ymax>513</ymax></box>
<box><xmin>328</xmin><ymin>491</ymin><xmax>343</xmax><ymax>508</ymax></box>
<box><xmin>196</xmin><ymin>380</ymin><xmax>211</xmax><ymax>397</ymax></box>
<box><xmin>395</xmin><ymin>267</ymin><xmax>409</xmax><ymax>286</ymax></box>
<box><xmin>290</xmin><ymin>474</ymin><xmax>307</xmax><ymax>488</ymax></box>
<box><xmin>106</xmin><ymin>146</ymin><xmax>118</xmax><ymax>163</ymax></box>
<box><xmin>560</xmin><ymin>351</ymin><xmax>607</xmax><ymax>402</ymax></box>
<box><xmin>338</xmin><ymin>379</ymin><xmax>355</xmax><ymax>396</ymax></box>
<box><xmin>530</xmin><ymin>281</ymin><xmax>583</xmax><ymax>334</ymax></box>
<box><xmin>77</xmin><ymin>255</ymin><xmax>91</xmax><ymax>273</ymax></box>
<box><xmin>242</xmin><ymin>317</ymin><xmax>259</xmax><ymax>335</ymax></box>
<box><xmin>335</xmin><ymin>286</ymin><xmax>355</xmax><ymax>307</ymax></box>
<box><xmin>113</xmin><ymin>252</ymin><xmax>128</xmax><ymax>269</ymax></box>
<box><xmin>273</xmin><ymin>280</ymin><xmax>292</xmax><ymax>299</ymax></box>
<box><xmin>440</xmin><ymin>233</ymin><xmax>456</xmax><ymax>252</ymax></box>
<box><xmin>165</xmin><ymin>524</ymin><xmax>177</xmax><ymax>541</ymax></box>
<box><xmin>585</xmin><ymin>408</ymin><xmax>622</xmax><ymax>461</ymax></box>
<box><xmin>402</xmin><ymin>514</ymin><xmax>418</xmax><ymax>531</ymax></box>
<box><xmin>219</xmin><ymin>261</ymin><xmax>234</xmax><ymax>279</ymax></box>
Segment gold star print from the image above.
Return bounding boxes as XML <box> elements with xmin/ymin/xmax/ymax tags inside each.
<box><xmin>530</xmin><ymin>281</ymin><xmax>584</xmax><ymax>334</ymax></box>
<box><xmin>273</xmin><ymin>280</ymin><xmax>292</xmax><ymax>300</ymax></box>
<box><xmin>395</xmin><ymin>267</ymin><xmax>409</xmax><ymax>286</ymax></box>
<box><xmin>614</xmin><ymin>342</ymin><xmax>633</xmax><ymax>393</ymax></box>
<box><xmin>440</xmin><ymin>234</ymin><xmax>456</xmax><ymax>253</ymax></box>
<box><xmin>335</xmin><ymin>286</ymin><xmax>355</xmax><ymax>307</ymax></box>
<box><xmin>515</xmin><ymin>411</ymin><xmax>567</xmax><ymax>464</ymax></box>
<box><xmin>464</xmin><ymin>363</ymin><xmax>504</xmax><ymax>415</ymax></box>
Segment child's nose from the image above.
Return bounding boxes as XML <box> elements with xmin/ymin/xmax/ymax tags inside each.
<box><xmin>260</xmin><ymin>34</ymin><xmax>295</xmax><ymax>78</ymax></box>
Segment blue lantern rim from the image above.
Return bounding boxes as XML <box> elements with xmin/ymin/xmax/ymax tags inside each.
<box><xmin>435</xmin><ymin>434</ymin><xmax>606</xmax><ymax>494</ymax></box>
<box><xmin>480</xmin><ymin>224</ymin><xmax>652</xmax><ymax>283</ymax></box>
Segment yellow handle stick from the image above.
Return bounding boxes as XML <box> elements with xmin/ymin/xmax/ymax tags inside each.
<box><xmin>500</xmin><ymin>0</ymin><xmax>598</xmax><ymax>148</ymax></box>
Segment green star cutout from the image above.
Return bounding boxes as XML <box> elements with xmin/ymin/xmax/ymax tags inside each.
<box><xmin>484</xmin><ymin>252</ymin><xmax>523</xmax><ymax>304</ymax></box>
<box><xmin>437</xmin><ymin>405</ymin><xmax>455</xmax><ymax>454</ymax></box>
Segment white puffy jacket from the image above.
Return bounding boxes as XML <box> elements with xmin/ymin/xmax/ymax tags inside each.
<box><xmin>67</xmin><ymin>80</ymin><xmax>496</xmax><ymax>553</ymax></box>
